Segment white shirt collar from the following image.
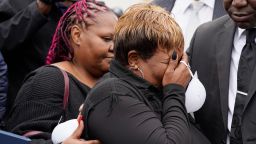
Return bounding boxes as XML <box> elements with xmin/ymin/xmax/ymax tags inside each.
<box><xmin>237</xmin><ymin>27</ymin><xmax>246</xmax><ymax>40</ymax></box>
<box><xmin>176</xmin><ymin>0</ymin><xmax>215</xmax><ymax>13</ymax></box>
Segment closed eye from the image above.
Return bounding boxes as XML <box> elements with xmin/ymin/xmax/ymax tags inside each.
<box><xmin>102</xmin><ymin>37</ymin><xmax>113</xmax><ymax>42</ymax></box>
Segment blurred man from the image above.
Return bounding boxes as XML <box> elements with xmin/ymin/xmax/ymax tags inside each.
<box><xmin>0</xmin><ymin>0</ymin><xmax>75</xmax><ymax>115</ymax></box>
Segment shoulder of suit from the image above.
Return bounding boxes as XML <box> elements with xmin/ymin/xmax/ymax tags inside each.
<box><xmin>196</xmin><ymin>15</ymin><xmax>231</xmax><ymax>32</ymax></box>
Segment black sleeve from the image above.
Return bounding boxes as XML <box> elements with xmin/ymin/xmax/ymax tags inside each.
<box><xmin>5</xmin><ymin>66</ymin><xmax>65</xmax><ymax>143</ymax></box>
<box><xmin>0</xmin><ymin>0</ymin><xmax>48</xmax><ymax>51</ymax></box>
<box><xmin>85</xmin><ymin>83</ymin><xmax>190</xmax><ymax>144</ymax></box>
<box><xmin>0</xmin><ymin>52</ymin><xmax>7</xmax><ymax>119</ymax></box>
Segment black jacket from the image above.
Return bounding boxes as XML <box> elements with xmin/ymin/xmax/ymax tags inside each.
<box><xmin>82</xmin><ymin>60</ymin><xmax>191</xmax><ymax>144</ymax></box>
<box><xmin>0</xmin><ymin>0</ymin><xmax>61</xmax><ymax>111</ymax></box>
<box><xmin>0</xmin><ymin>52</ymin><xmax>7</xmax><ymax>120</ymax></box>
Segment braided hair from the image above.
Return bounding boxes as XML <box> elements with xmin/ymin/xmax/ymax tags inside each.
<box><xmin>46</xmin><ymin>0</ymin><xmax>109</xmax><ymax>64</ymax></box>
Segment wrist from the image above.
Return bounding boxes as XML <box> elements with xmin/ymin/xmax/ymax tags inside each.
<box><xmin>163</xmin><ymin>84</ymin><xmax>185</xmax><ymax>96</ymax></box>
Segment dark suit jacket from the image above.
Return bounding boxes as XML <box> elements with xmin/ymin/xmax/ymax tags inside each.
<box><xmin>188</xmin><ymin>15</ymin><xmax>256</xmax><ymax>144</ymax></box>
<box><xmin>151</xmin><ymin>0</ymin><xmax>226</xmax><ymax>20</ymax></box>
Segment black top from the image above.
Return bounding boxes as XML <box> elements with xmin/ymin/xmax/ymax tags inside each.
<box><xmin>82</xmin><ymin>60</ymin><xmax>190</xmax><ymax>144</ymax></box>
<box><xmin>0</xmin><ymin>52</ymin><xmax>7</xmax><ymax>120</ymax></box>
<box><xmin>0</xmin><ymin>0</ymin><xmax>61</xmax><ymax>111</ymax></box>
<box><xmin>5</xmin><ymin>65</ymin><xmax>89</xmax><ymax>143</ymax></box>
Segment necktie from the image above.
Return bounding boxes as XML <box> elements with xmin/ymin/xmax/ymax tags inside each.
<box><xmin>185</xmin><ymin>1</ymin><xmax>204</xmax><ymax>50</ymax></box>
<box><xmin>230</xmin><ymin>29</ymin><xmax>256</xmax><ymax>144</ymax></box>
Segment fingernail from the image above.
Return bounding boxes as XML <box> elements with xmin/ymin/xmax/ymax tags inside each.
<box><xmin>77</xmin><ymin>115</ymin><xmax>84</xmax><ymax>123</ymax></box>
<box><xmin>172</xmin><ymin>51</ymin><xmax>177</xmax><ymax>60</ymax></box>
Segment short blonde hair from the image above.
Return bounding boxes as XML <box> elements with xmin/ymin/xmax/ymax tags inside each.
<box><xmin>114</xmin><ymin>3</ymin><xmax>184</xmax><ymax>65</ymax></box>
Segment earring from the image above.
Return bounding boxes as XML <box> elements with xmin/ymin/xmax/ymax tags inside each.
<box><xmin>129</xmin><ymin>65</ymin><xmax>144</xmax><ymax>79</ymax></box>
<box><xmin>137</xmin><ymin>66</ymin><xmax>144</xmax><ymax>79</ymax></box>
<box><xmin>134</xmin><ymin>65</ymin><xmax>138</xmax><ymax>69</ymax></box>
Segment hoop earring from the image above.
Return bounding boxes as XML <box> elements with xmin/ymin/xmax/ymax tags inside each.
<box><xmin>137</xmin><ymin>66</ymin><xmax>144</xmax><ymax>79</ymax></box>
<box><xmin>129</xmin><ymin>65</ymin><xmax>144</xmax><ymax>79</ymax></box>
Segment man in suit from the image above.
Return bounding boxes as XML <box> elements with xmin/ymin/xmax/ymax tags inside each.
<box><xmin>188</xmin><ymin>0</ymin><xmax>256</xmax><ymax>144</ymax></box>
<box><xmin>151</xmin><ymin>0</ymin><xmax>226</xmax><ymax>50</ymax></box>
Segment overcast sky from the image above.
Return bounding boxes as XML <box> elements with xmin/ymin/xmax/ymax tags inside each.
<box><xmin>102</xmin><ymin>0</ymin><xmax>151</xmax><ymax>11</ymax></box>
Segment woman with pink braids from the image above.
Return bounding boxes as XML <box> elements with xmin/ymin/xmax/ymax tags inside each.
<box><xmin>5</xmin><ymin>0</ymin><xmax>117</xmax><ymax>143</ymax></box>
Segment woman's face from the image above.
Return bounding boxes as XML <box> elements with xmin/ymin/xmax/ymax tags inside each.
<box><xmin>74</xmin><ymin>11</ymin><xmax>117</xmax><ymax>77</ymax></box>
<box><xmin>138</xmin><ymin>48</ymin><xmax>182</xmax><ymax>87</ymax></box>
